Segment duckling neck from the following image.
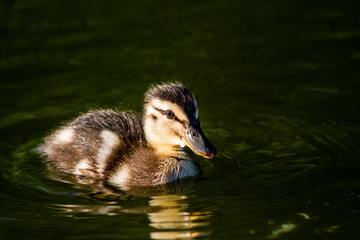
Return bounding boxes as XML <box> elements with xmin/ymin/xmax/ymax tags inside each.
<box><xmin>152</xmin><ymin>145</ymin><xmax>189</xmax><ymax>160</ymax></box>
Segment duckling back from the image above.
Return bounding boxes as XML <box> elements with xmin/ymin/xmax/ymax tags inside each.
<box><xmin>39</xmin><ymin>109</ymin><xmax>144</xmax><ymax>181</ymax></box>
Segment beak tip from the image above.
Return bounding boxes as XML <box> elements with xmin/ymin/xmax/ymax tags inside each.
<box><xmin>205</xmin><ymin>147</ymin><xmax>216</xmax><ymax>159</ymax></box>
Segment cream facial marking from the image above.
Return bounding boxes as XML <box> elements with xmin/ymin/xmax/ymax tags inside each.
<box><xmin>144</xmin><ymin>99</ymin><xmax>190</xmax><ymax>149</ymax></box>
<box><xmin>97</xmin><ymin>130</ymin><xmax>120</xmax><ymax>173</ymax></box>
<box><xmin>150</xmin><ymin>99</ymin><xmax>188</xmax><ymax>122</ymax></box>
<box><xmin>54</xmin><ymin>128</ymin><xmax>75</xmax><ymax>144</ymax></box>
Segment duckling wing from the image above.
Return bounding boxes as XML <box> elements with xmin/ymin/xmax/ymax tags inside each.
<box><xmin>39</xmin><ymin>110</ymin><xmax>144</xmax><ymax>180</ymax></box>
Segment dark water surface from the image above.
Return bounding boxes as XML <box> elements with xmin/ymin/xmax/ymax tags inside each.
<box><xmin>1</xmin><ymin>0</ymin><xmax>360</xmax><ymax>239</ymax></box>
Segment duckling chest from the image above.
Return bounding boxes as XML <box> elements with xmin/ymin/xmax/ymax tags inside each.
<box><xmin>107</xmin><ymin>153</ymin><xmax>200</xmax><ymax>189</ymax></box>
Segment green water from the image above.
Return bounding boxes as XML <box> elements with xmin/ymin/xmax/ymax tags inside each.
<box><xmin>1</xmin><ymin>0</ymin><xmax>360</xmax><ymax>239</ymax></box>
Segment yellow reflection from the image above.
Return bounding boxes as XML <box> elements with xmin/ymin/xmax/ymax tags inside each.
<box><xmin>148</xmin><ymin>195</ymin><xmax>211</xmax><ymax>240</ymax></box>
<box><xmin>151</xmin><ymin>231</ymin><xmax>209</xmax><ymax>240</ymax></box>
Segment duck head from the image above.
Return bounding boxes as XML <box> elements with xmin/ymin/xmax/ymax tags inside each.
<box><xmin>143</xmin><ymin>83</ymin><xmax>216</xmax><ymax>159</ymax></box>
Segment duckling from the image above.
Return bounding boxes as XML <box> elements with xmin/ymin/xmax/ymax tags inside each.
<box><xmin>39</xmin><ymin>82</ymin><xmax>216</xmax><ymax>190</ymax></box>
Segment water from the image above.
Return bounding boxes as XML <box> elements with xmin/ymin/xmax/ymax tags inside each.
<box><xmin>1</xmin><ymin>0</ymin><xmax>360</xmax><ymax>239</ymax></box>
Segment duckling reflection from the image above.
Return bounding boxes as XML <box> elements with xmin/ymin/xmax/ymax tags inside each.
<box><xmin>52</xmin><ymin>192</ymin><xmax>211</xmax><ymax>239</ymax></box>
<box><xmin>147</xmin><ymin>195</ymin><xmax>211</xmax><ymax>240</ymax></box>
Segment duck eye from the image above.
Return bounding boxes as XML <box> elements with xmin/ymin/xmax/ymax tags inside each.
<box><xmin>165</xmin><ymin>110</ymin><xmax>175</xmax><ymax>119</ymax></box>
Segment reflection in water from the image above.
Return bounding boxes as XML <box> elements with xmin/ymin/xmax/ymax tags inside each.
<box><xmin>148</xmin><ymin>195</ymin><xmax>211</xmax><ymax>239</ymax></box>
<box><xmin>53</xmin><ymin>193</ymin><xmax>211</xmax><ymax>239</ymax></box>
<box><xmin>267</xmin><ymin>223</ymin><xmax>297</xmax><ymax>239</ymax></box>
<box><xmin>54</xmin><ymin>203</ymin><xmax>122</xmax><ymax>217</ymax></box>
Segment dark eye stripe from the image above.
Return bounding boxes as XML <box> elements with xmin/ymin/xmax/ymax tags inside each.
<box><xmin>153</xmin><ymin>106</ymin><xmax>168</xmax><ymax>116</ymax></box>
<box><xmin>153</xmin><ymin>106</ymin><xmax>187</xmax><ymax>127</ymax></box>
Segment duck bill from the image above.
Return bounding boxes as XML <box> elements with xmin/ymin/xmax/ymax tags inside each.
<box><xmin>183</xmin><ymin>125</ymin><xmax>216</xmax><ymax>159</ymax></box>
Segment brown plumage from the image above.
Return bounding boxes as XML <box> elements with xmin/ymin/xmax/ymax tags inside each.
<box><xmin>39</xmin><ymin>82</ymin><xmax>216</xmax><ymax>190</ymax></box>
